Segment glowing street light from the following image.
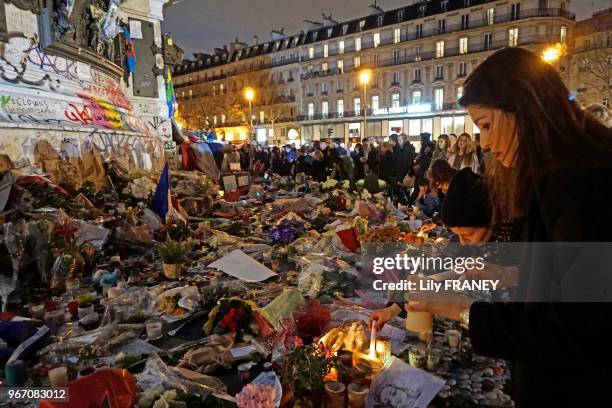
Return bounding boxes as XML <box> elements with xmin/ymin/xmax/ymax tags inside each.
<box><xmin>359</xmin><ymin>69</ymin><xmax>372</xmax><ymax>141</ymax></box>
<box><xmin>243</xmin><ymin>87</ymin><xmax>255</xmax><ymax>143</ymax></box>
<box><xmin>542</xmin><ymin>43</ymin><xmax>565</xmax><ymax>63</ymax></box>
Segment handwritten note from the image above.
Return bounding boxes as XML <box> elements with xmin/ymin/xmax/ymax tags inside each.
<box><xmin>129</xmin><ymin>20</ymin><xmax>143</xmax><ymax>39</ymax></box>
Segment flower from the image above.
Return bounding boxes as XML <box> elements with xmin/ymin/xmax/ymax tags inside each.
<box><xmin>332</xmin><ymin>189</ymin><xmax>341</xmax><ymax>197</ymax></box>
<box><xmin>341</xmin><ymin>180</ymin><xmax>351</xmax><ymax>190</ymax></box>
<box><xmin>322</xmin><ymin>178</ymin><xmax>338</xmax><ymax>190</ymax></box>
<box><xmin>127</xmin><ymin>177</ymin><xmax>157</xmax><ymax>199</ymax></box>
<box><xmin>361</xmin><ymin>189</ymin><xmax>372</xmax><ymax>200</ymax></box>
<box><xmin>269</xmin><ymin>219</ymin><xmax>304</xmax><ymax>244</ymax></box>
<box><xmin>379</xmin><ymin>179</ymin><xmax>387</xmax><ymax>188</ymax></box>
<box><xmin>236</xmin><ymin>384</ymin><xmax>276</xmax><ymax>408</ymax></box>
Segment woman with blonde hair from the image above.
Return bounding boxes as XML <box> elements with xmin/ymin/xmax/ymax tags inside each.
<box><xmin>448</xmin><ymin>132</ymin><xmax>480</xmax><ymax>173</ymax></box>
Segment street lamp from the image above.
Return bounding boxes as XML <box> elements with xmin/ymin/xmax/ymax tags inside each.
<box><xmin>244</xmin><ymin>87</ymin><xmax>255</xmax><ymax>143</ymax></box>
<box><xmin>541</xmin><ymin>43</ymin><xmax>565</xmax><ymax>64</ymax></box>
<box><xmin>359</xmin><ymin>69</ymin><xmax>372</xmax><ymax>141</ymax></box>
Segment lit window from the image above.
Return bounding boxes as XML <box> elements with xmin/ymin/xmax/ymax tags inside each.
<box><xmin>260</xmin><ymin>111</ymin><xmax>265</xmax><ymax>122</ymax></box>
<box><xmin>322</xmin><ymin>62</ymin><xmax>328</xmax><ymax>72</ymax></box>
<box><xmin>188</xmin><ymin>89</ymin><xmax>193</xmax><ymax>99</ymax></box>
<box><xmin>509</xmin><ymin>28</ymin><xmax>519</xmax><ymax>47</ymax></box>
<box><xmin>371</xmin><ymin>95</ymin><xmax>379</xmax><ymax>111</ymax></box>
<box><xmin>412</xmin><ymin>90</ymin><xmax>422</xmax><ymax>105</ymax></box>
<box><xmin>435</xmin><ymin>88</ymin><xmax>444</xmax><ymax>110</ymax></box>
<box><xmin>338</xmin><ymin>60</ymin><xmax>344</xmax><ymax>73</ymax></box>
<box><xmin>214</xmin><ymin>115</ymin><xmax>217</xmax><ymax>124</ymax></box>
<box><xmin>486</xmin><ymin>8</ymin><xmax>495</xmax><ymax>25</ymax></box>
<box><xmin>220</xmin><ymin>83</ymin><xmax>224</xmax><ymax>94</ymax></box>
<box><xmin>322</xmin><ymin>101</ymin><xmax>329</xmax><ymax>118</ymax></box>
<box><xmin>337</xmin><ymin>99</ymin><xmax>344</xmax><ymax>116</ymax></box>
<box><xmin>354</xmin><ymin>56</ymin><xmax>361</xmax><ymax>68</ymax></box>
<box><xmin>560</xmin><ymin>26</ymin><xmax>567</xmax><ymax>44</ymax></box>
<box><xmin>309</xmin><ymin>47</ymin><xmax>314</xmax><ymax>59</ymax></box>
<box><xmin>436</xmin><ymin>41</ymin><xmax>445</xmax><ymax>58</ymax></box>
<box><xmin>354</xmin><ymin>97</ymin><xmax>361</xmax><ymax>115</ymax></box>
<box><xmin>456</xmin><ymin>86</ymin><xmax>464</xmax><ymax>100</ymax></box>
<box><xmin>339</xmin><ymin>40</ymin><xmax>345</xmax><ymax>54</ymax></box>
<box><xmin>359</xmin><ymin>20</ymin><xmax>366</xmax><ymax>31</ymax></box>
<box><xmin>394</xmin><ymin>28</ymin><xmax>401</xmax><ymax>44</ymax></box>
<box><xmin>374</xmin><ymin>32</ymin><xmax>381</xmax><ymax>48</ymax></box>
<box><xmin>222</xmin><ymin>114</ymin><xmax>226</xmax><ymax>123</ymax></box>
<box><xmin>308</xmin><ymin>103</ymin><xmax>314</xmax><ymax>119</ymax></box>
<box><xmin>459</xmin><ymin>37</ymin><xmax>468</xmax><ymax>54</ymax></box>
<box><xmin>324</xmin><ymin>44</ymin><xmax>329</xmax><ymax>58</ymax></box>
<box><xmin>355</xmin><ymin>37</ymin><xmax>362</xmax><ymax>51</ymax></box>
<box><xmin>392</xmin><ymin>93</ymin><xmax>400</xmax><ymax>108</ymax></box>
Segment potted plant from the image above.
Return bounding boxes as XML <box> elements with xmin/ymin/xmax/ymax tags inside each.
<box><xmin>285</xmin><ymin>345</ymin><xmax>337</xmax><ymax>408</ymax></box>
<box><xmin>158</xmin><ymin>239</ymin><xmax>190</xmax><ymax>279</ymax></box>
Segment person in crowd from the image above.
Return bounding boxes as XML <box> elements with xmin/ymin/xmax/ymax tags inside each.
<box><xmin>220</xmin><ymin>144</ymin><xmax>241</xmax><ymax>173</ymax></box>
<box><xmin>332</xmin><ymin>138</ymin><xmax>348</xmax><ymax>156</ymax></box>
<box><xmin>414</xmin><ymin>178</ymin><xmax>441</xmax><ymax>217</ymax></box>
<box><xmin>269</xmin><ymin>146</ymin><xmax>284</xmax><ymax>175</ymax></box>
<box><xmin>352</xmin><ymin>143</ymin><xmax>366</xmax><ymax>180</ymax></box>
<box><xmin>428</xmin><ymin>158</ymin><xmax>456</xmax><ymax>194</ymax></box>
<box><xmin>309</xmin><ymin>149</ymin><xmax>327</xmax><ymax>182</ymax></box>
<box><xmin>395</xmin><ymin>47</ymin><xmax>612</xmax><ymax>406</ymax></box>
<box><xmin>431</xmin><ymin>134</ymin><xmax>450</xmax><ymax>165</ymax></box>
<box><xmin>419</xmin><ymin>132</ymin><xmax>436</xmax><ymax>156</ymax></box>
<box><xmin>389</xmin><ymin>134</ymin><xmax>398</xmax><ymax>148</ymax></box>
<box><xmin>448</xmin><ymin>133</ymin><xmax>458</xmax><ymax>151</ymax></box>
<box><xmin>331</xmin><ymin>154</ymin><xmax>355</xmax><ymax>185</ymax></box>
<box><xmin>392</xmin><ymin>134</ymin><xmax>416</xmax><ymax>203</ymax></box>
<box><xmin>361</xmin><ymin>139</ymin><xmax>379</xmax><ymax>176</ymax></box>
<box><xmin>474</xmin><ymin>133</ymin><xmax>485</xmax><ymax>171</ymax></box>
<box><xmin>448</xmin><ymin>133</ymin><xmax>481</xmax><ymax>173</ymax></box>
<box><xmin>239</xmin><ymin>144</ymin><xmax>250</xmax><ymax>171</ymax></box>
<box><xmin>378</xmin><ymin>142</ymin><xmax>395</xmax><ymax>185</ymax></box>
<box><xmin>293</xmin><ymin>147</ymin><xmax>311</xmax><ymax>176</ymax></box>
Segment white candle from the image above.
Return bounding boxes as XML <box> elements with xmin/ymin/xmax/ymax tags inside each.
<box><xmin>368</xmin><ymin>325</ymin><xmax>377</xmax><ymax>359</ymax></box>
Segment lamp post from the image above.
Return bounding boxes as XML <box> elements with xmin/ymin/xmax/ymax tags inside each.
<box><xmin>359</xmin><ymin>69</ymin><xmax>372</xmax><ymax>142</ymax></box>
<box><xmin>244</xmin><ymin>87</ymin><xmax>255</xmax><ymax>143</ymax></box>
<box><xmin>541</xmin><ymin>43</ymin><xmax>566</xmax><ymax>64</ymax></box>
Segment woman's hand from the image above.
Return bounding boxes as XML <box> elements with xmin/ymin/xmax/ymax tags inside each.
<box><xmin>369</xmin><ymin>304</ymin><xmax>402</xmax><ymax>331</ymax></box>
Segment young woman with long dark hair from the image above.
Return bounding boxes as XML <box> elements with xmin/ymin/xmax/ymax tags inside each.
<box><xmin>379</xmin><ymin>47</ymin><xmax>612</xmax><ymax>406</ymax></box>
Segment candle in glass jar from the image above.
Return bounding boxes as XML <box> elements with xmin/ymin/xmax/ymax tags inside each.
<box><xmin>375</xmin><ymin>337</ymin><xmax>391</xmax><ymax>363</ymax></box>
<box><xmin>347</xmin><ymin>383</ymin><xmax>369</xmax><ymax>408</ymax></box>
<box><xmin>324</xmin><ymin>381</ymin><xmax>346</xmax><ymax>408</ymax></box>
<box><xmin>146</xmin><ymin>320</ymin><xmax>163</xmax><ymax>340</ymax></box>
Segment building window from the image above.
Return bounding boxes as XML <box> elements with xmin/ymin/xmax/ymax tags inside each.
<box><xmin>359</xmin><ymin>20</ymin><xmax>366</xmax><ymax>31</ymax></box>
<box><xmin>189</xmin><ymin>89</ymin><xmax>193</xmax><ymax>99</ymax></box>
<box><xmin>342</xmin><ymin>24</ymin><xmax>349</xmax><ymax>35</ymax></box>
<box><xmin>484</xmin><ymin>33</ymin><xmax>493</xmax><ymax>50</ymax></box>
<box><xmin>435</xmin><ymin>65</ymin><xmax>444</xmax><ymax>80</ymax></box>
<box><xmin>322</xmin><ymin>101</ymin><xmax>329</xmax><ymax>118</ymax></box>
<box><xmin>323</xmin><ymin>44</ymin><xmax>329</xmax><ymax>58</ymax></box>
<box><xmin>416</xmin><ymin>24</ymin><xmax>423</xmax><ymax>39</ymax></box>
<box><xmin>461</xmin><ymin>14</ymin><xmax>470</xmax><ymax>30</ymax></box>
<box><xmin>322</xmin><ymin>81</ymin><xmax>328</xmax><ymax>94</ymax></box>
<box><xmin>486</xmin><ymin>8</ymin><xmax>495</xmax><ymax>25</ymax></box>
<box><xmin>392</xmin><ymin>93</ymin><xmax>400</xmax><ymax>108</ymax></box>
<box><xmin>220</xmin><ymin>83</ymin><xmax>224</xmax><ymax>94</ymax></box>
<box><xmin>560</xmin><ymin>26</ymin><xmax>567</xmax><ymax>44</ymax></box>
<box><xmin>412</xmin><ymin>90</ymin><xmax>422</xmax><ymax>105</ymax></box>
<box><xmin>374</xmin><ymin>32</ymin><xmax>381</xmax><ymax>48</ymax></box>
<box><xmin>354</xmin><ymin>56</ymin><xmax>361</xmax><ymax>68</ymax></box>
<box><xmin>337</xmin><ymin>99</ymin><xmax>344</xmax><ymax>116</ymax></box>
<box><xmin>435</xmin><ymin>88</ymin><xmax>445</xmax><ymax>110</ymax></box>
<box><xmin>355</xmin><ymin>37</ymin><xmax>362</xmax><ymax>51</ymax></box>
<box><xmin>307</xmin><ymin>103</ymin><xmax>314</xmax><ymax>119</ymax></box>
<box><xmin>393</xmin><ymin>71</ymin><xmax>400</xmax><ymax>84</ymax></box>
<box><xmin>312</xmin><ymin>32</ymin><xmax>318</xmax><ymax>41</ymax></box>
<box><xmin>309</xmin><ymin>47</ymin><xmax>314</xmax><ymax>59</ymax></box>
<box><xmin>354</xmin><ymin>97</ymin><xmax>361</xmax><ymax>115</ymax></box>
<box><xmin>394</xmin><ymin>28</ymin><xmax>401</xmax><ymax>44</ymax></box>
<box><xmin>260</xmin><ymin>111</ymin><xmax>265</xmax><ymax>122</ymax></box>
<box><xmin>373</xmin><ymin>54</ymin><xmax>379</xmax><ymax>67</ymax></box>
<box><xmin>398</xmin><ymin>9</ymin><xmax>405</xmax><ymax>21</ymax></box>
<box><xmin>464</xmin><ymin>0</ymin><xmax>471</xmax><ymax>6</ymax></box>
<box><xmin>327</xmin><ymin>28</ymin><xmax>333</xmax><ymax>37</ymax></box>
<box><xmin>413</xmin><ymin>68</ymin><xmax>421</xmax><ymax>82</ymax></box>
<box><xmin>323</xmin><ymin>62</ymin><xmax>329</xmax><ymax>72</ymax></box>
<box><xmin>511</xmin><ymin>3</ymin><xmax>521</xmax><ymax>20</ymax></box>
<box><xmin>458</xmin><ymin>61</ymin><xmax>467</xmax><ymax>77</ymax></box>
<box><xmin>337</xmin><ymin>60</ymin><xmax>344</xmax><ymax>73</ymax></box>
<box><xmin>436</xmin><ymin>41</ymin><xmax>445</xmax><ymax>58</ymax></box>
<box><xmin>604</xmin><ymin>97</ymin><xmax>610</xmax><ymax>108</ymax></box>
<box><xmin>414</xmin><ymin>46</ymin><xmax>422</xmax><ymax>61</ymax></box>
<box><xmin>212</xmin><ymin>85</ymin><xmax>216</xmax><ymax>96</ymax></box>
<box><xmin>393</xmin><ymin>49</ymin><xmax>401</xmax><ymax>64</ymax></box>
<box><xmin>456</xmin><ymin>86</ymin><xmax>464</xmax><ymax>100</ymax></box>
<box><xmin>459</xmin><ymin>37</ymin><xmax>468</xmax><ymax>54</ymax></box>
<box><xmin>221</xmin><ymin>114</ymin><xmax>226</xmax><ymax>123</ymax></box>
<box><xmin>339</xmin><ymin>40</ymin><xmax>345</xmax><ymax>54</ymax></box>
<box><xmin>509</xmin><ymin>28</ymin><xmax>519</xmax><ymax>47</ymax></box>
<box><xmin>371</xmin><ymin>95</ymin><xmax>379</xmax><ymax>111</ymax></box>
<box><xmin>438</xmin><ymin>19</ymin><xmax>446</xmax><ymax>35</ymax></box>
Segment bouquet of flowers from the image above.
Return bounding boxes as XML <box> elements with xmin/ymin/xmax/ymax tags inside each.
<box><xmin>125</xmin><ymin>176</ymin><xmax>156</xmax><ymax>200</ymax></box>
<box><xmin>325</xmin><ymin>190</ymin><xmax>348</xmax><ymax>211</ymax></box>
<box><xmin>359</xmin><ymin>225</ymin><xmax>401</xmax><ymax>244</ymax></box>
<box><xmin>236</xmin><ymin>384</ymin><xmax>276</xmax><ymax>408</ymax></box>
<box><xmin>321</xmin><ymin>178</ymin><xmax>339</xmax><ymax>191</ymax></box>
<box><xmin>269</xmin><ymin>218</ymin><xmax>305</xmax><ymax>245</ymax></box>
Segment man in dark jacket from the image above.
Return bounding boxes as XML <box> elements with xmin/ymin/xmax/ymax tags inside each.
<box><xmin>393</xmin><ymin>134</ymin><xmax>416</xmax><ymax>185</ymax></box>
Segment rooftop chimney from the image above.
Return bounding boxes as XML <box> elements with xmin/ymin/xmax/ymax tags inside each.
<box><xmin>322</xmin><ymin>13</ymin><xmax>338</xmax><ymax>27</ymax></box>
<box><xmin>369</xmin><ymin>1</ymin><xmax>384</xmax><ymax>15</ymax></box>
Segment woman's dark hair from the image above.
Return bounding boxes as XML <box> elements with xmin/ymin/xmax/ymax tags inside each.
<box><xmin>459</xmin><ymin>47</ymin><xmax>612</xmax><ymax>218</ymax></box>
<box><xmin>430</xmin><ymin>159</ymin><xmax>457</xmax><ymax>186</ymax></box>
<box><xmin>436</xmin><ymin>134</ymin><xmax>450</xmax><ymax>151</ymax></box>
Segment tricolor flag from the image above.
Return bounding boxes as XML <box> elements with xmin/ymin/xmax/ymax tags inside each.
<box><xmin>152</xmin><ymin>164</ymin><xmax>185</xmax><ymax>222</ymax></box>
<box><xmin>123</xmin><ymin>26</ymin><xmax>137</xmax><ymax>73</ymax></box>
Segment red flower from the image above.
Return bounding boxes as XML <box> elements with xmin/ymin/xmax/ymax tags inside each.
<box><xmin>219</xmin><ymin>307</ymin><xmax>244</xmax><ymax>332</ymax></box>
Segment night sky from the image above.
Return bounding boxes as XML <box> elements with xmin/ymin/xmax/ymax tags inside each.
<box><xmin>162</xmin><ymin>0</ymin><xmax>611</xmax><ymax>56</ymax></box>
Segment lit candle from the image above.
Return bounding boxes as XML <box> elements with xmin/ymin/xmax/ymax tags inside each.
<box><xmin>375</xmin><ymin>337</ymin><xmax>391</xmax><ymax>363</ymax></box>
<box><xmin>368</xmin><ymin>325</ymin><xmax>377</xmax><ymax>359</ymax></box>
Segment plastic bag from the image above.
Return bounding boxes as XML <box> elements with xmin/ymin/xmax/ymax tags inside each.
<box><xmin>100</xmin><ymin>287</ymin><xmax>157</xmax><ymax>326</ymax></box>
<box><xmin>261</xmin><ymin>288</ymin><xmax>305</xmax><ymax>330</ymax></box>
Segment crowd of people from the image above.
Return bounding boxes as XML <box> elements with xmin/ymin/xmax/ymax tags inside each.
<box><xmin>221</xmin><ymin>130</ymin><xmax>487</xmax><ymax>218</ymax></box>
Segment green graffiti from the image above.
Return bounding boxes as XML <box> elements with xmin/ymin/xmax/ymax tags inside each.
<box><xmin>0</xmin><ymin>95</ymin><xmax>10</xmax><ymax>108</ymax></box>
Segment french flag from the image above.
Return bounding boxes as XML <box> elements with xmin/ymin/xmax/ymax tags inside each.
<box><xmin>152</xmin><ymin>164</ymin><xmax>184</xmax><ymax>222</ymax></box>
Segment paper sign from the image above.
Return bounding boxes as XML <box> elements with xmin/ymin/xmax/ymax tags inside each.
<box><xmin>129</xmin><ymin>20</ymin><xmax>143</xmax><ymax>39</ymax></box>
<box><xmin>222</xmin><ymin>175</ymin><xmax>238</xmax><ymax>192</ymax></box>
<box><xmin>229</xmin><ymin>162</ymin><xmax>241</xmax><ymax>171</ymax></box>
<box><xmin>208</xmin><ymin>249</ymin><xmax>277</xmax><ymax>282</ymax></box>
<box><xmin>237</xmin><ymin>175</ymin><xmax>250</xmax><ymax>187</ymax></box>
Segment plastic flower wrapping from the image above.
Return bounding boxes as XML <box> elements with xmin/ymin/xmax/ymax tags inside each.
<box><xmin>236</xmin><ymin>384</ymin><xmax>276</xmax><ymax>408</ymax></box>
<box><xmin>126</xmin><ymin>177</ymin><xmax>157</xmax><ymax>199</ymax></box>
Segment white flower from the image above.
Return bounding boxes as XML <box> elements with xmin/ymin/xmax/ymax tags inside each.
<box><xmin>361</xmin><ymin>189</ymin><xmax>372</xmax><ymax>200</ymax></box>
<box><xmin>379</xmin><ymin>180</ymin><xmax>387</xmax><ymax>188</ymax></box>
<box><xmin>356</xmin><ymin>179</ymin><xmax>365</xmax><ymax>187</ymax></box>
<box><xmin>322</xmin><ymin>178</ymin><xmax>338</xmax><ymax>190</ymax></box>
<box><xmin>341</xmin><ymin>180</ymin><xmax>350</xmax><ymax>190</ymax></box>
<box><xmin>332</xmin><ymin>189</ymin><xmax>341</xmax><ymax>197</ymax></box>
<box><xmin>128</xmin><ymin>177</ymin><xmax>157</xmax><ymax>199</ymax></box>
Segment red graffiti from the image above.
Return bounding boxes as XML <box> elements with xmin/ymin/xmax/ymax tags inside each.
<box><xmin>64</xmin><ymin>103</ymin><xmax>93</xmax><ymax>125</ymax></box>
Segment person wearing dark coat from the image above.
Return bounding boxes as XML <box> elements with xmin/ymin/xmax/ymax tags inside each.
<box><xmin>351</xmin><ymin>143</ymin><xmax>365</xmax><ymax>180</ymax></box>
<box><xmin>378</xmin><ymin>142</ymin><xmax>395</xmax><ymax>185</ymax></box>
<box><xmin>399</xmin><ymin>48</ymin><xmax>612</xmax><ymax>407</ymax></box>
<box><xmin>309</xmin><ymin>149</ymin><xmax>327</xmax><ymax>182</ymax></box>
